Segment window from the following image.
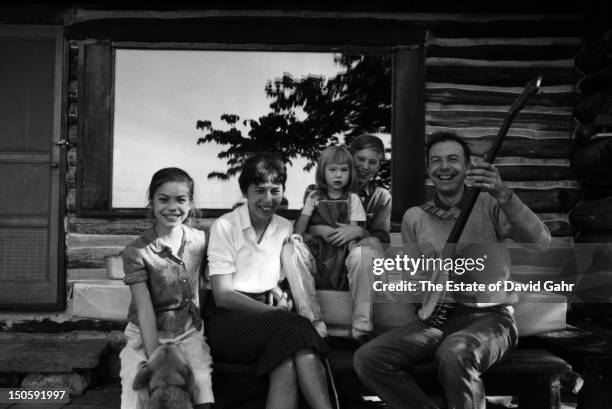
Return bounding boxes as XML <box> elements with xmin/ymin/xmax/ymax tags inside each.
<box><xmin>74</xmin><ymin>17</ymin><xmax>425</xmax><ymax>220</ymax></box>
<box><xmin>112</xmin><ymin>49</ymin><xmax>391</xmax><ymax>211</ymax></box>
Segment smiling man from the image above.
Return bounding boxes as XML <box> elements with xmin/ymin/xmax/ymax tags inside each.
<box><xmin>354</xmin><ymin>131</ymin><xmax>551</xmax><ymax>409</ymax></box>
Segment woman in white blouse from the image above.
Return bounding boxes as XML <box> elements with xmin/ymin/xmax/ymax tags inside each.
<box><xmin>205</xmin><ymin>153</ymin><xmax>334</xmax><ymax>409</ymax></box>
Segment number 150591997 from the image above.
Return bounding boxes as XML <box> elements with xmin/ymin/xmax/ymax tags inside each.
<box><xmin>0</xmin><ymin>388</ymin><xmax>69</xmax><ymax>403</ymax></box>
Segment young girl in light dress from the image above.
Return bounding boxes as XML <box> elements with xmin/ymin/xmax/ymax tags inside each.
<box><xmin>119</xmin><ymin>168</ymin><xmax>213</xmax><ymax>409</ymax></box>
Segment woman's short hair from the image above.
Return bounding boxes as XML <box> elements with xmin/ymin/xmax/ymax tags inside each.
<box><xmin>425</xmin><ymin>131</ymin><xmax>471</xmax><ymax>164</ymax></box>
<box><xmin>315</xmin><ymin>145</ymin><xmax>356</xmax><ymax>192</ymax></box>
<box><xmin>238</xmin><ymin>153</ymin><xmax>287</xmax><ymax>194</ymax></box>
<box><xmin>349</xmin><ymin>133</ymin><xmax>385</xmax><ymax>156</ymax></box>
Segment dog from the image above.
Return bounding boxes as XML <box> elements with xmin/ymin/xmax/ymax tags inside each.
<box><xmin>132</xmin><ymin>342</ymin><xmax>195</xmax><ymax>409</ymax></box>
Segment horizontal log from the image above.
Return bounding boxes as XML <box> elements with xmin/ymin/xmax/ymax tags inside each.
<box><xmin>425</xmin><ymin>181</ymin><xmax>580</xmax><ymax>212</ymax></box>
<box><xmin>426</xmin><ymin>57</ymin><xmax>574</xmax><ymax>68</ymax></box>
<box><xmin>72</xmin><ymin>10</ymin><xmax>584</xmax><ymax>23</ymax></box>
<box><xmin>429</xmin><ymin>19</ymin><xmax>586</xmax><ymax>38</ymax></box>
<box><xmin>426</xmin><ymin>87</ymin><xmax>577</xmax><ymax>108</ymax></box>
<box><xmin>496</xmin><ymin>164</ymin><xmax>574</xmax><ymax>181</ymax></box>
<box><xmin>67</xmin><ymin>268</ymin><xmax>108</xmax><ymax>281</ymax></box>
<box><xmin>569</xmin><ymin>198</ymin><xmax>612</xmax><ymax>232</ymax></box>
<box><xmin>425</xmin><ymin>110</ymin><xmax>573</xmax><ymax>131</ymax></box>
<box><xmin>593</xmin><ymin>133</ymin><xmax>612</xmax><ymax>141</ymax></box>
<box><xmin>426</xmin><ymin>125</ymin><xmax>572</xmax><ymax>139</ymax></box>
<box><xmin>67</xmin><ymin>233</ymin><xmax>138</xmax><ymax>248</ymax></box>
<box><xmin>428</xmin><ymin>37</ymin><xmax>582</xmax><ymax>47</ymax></box>
<box><xmin>427</xmin><ymin>44</ymin><xmax>580</xmax><ymax>61</ymax></box>
<box><xmin>66</xmin><ymin>17</ymin><xmax>425</xmax><ymax>45</ymax></box>
<box><xmin>425</xmin><ymin>180</ymin><xmax>579</xmax><ymax>190</ymax></box>
<box><xmin>489</xmin><ymin>158</ymin><xmax>574</xmax><ymax>181</ymax></box>
<box><xmin>427</xmin><ymin>82</ymin><xmax>575</xmax><ymax>92</ymax></box>
<box><xmin>67</xmin><ymin>246</ymin><xmax>124</xmax><ymax>269</ymax></box>
<box><xmin>514</xmin><ymin>190</ymin><xmax>580</xmax><ymax>213</ymax></box>
<box><xmin>494</xmin><ymin>157</ymin><xmax>569</xmax><ymax>166</ymax></box>
<box><xmin>424</xmin><ymin>128</ymin><xmax>571</xmax><ymax>158</ymax></box>
<box><xmin>67</xmin><ymin>217</ymin><xmax>215</xmax><ymax>235</ymax></box>
<box><xmin>538</xmin><ymin>213</ymin><xmax>570</xmax><ymax>223</ymax></box>
<box><xmin>426</xmin><ymin>65</ymin><xmax>576</xmax><ymax>86</ymax></box>
<box><xmin>439</xmin><ymin>135</ymin><xmax>571</xmax><ymax>159</ymax></box>
<box><xmin>426</xmin><ymin>103</ymin><xmax>572</xmax><ymax>115</ymax></box>
<box><xmin>422</xmin><ymin>188</ymin><xmax>580</xmax><ymax>215</ymax></box>
<box><xmin>0</xmin><ymin>331</ymin><xmax>113</xmax><ymax>373</ymax></box>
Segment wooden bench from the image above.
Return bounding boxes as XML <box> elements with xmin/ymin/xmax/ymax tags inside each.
<box><xmin>210</xmin><ymin>347</ymin><xmax>573</xmax><ymax>409</ymax></box>
<box><xmin>334</xmin><ymin>348</ymin><xmax>573</xmax><ymax>409</ymax></box>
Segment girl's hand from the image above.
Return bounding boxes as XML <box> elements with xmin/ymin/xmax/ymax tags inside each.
<box><xmin>307</xmin><ymin>225</ymin><xmax>335</xmax><ymax>242</ymax></box>
<box><xmin>328</xmin><ymin>223</ymin><xmax>363</xmax><ymax>246</ymax></box>
<box><xmin>268</xmin><ymin>287</ymin><xmax>294</xmax><ymax>311</ymax></box>
<box><xmin>283</xmin><ymin>233</ymin><xmax>303</xmax><ymax>245</ymax></box>
<box><xmin>466</xmin><ymin>159</ymin><xmax>513</xmax><ymax>204</ymax></box>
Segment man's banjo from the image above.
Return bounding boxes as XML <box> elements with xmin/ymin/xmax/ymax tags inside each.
<box><xmin>418</xmin><ymin>74</ymin><xmax>543</xmax><ymax>325</ymax></box>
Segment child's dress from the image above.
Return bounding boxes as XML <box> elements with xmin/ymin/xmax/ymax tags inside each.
<box><xmin>119</xmin><ymin>225</ymin><xmax>213</xmax><ymax>409</ymax></box>
<box><xmin>301</xmin><ymin>189</ymin><xmax>366</xmax><ymax>290</ymax></box>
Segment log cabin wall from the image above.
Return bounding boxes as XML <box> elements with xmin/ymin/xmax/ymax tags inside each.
<box><xmin>64</xmin><ymin>11</ymin><xmax>584</xmax><ymax>310</ymax></box>
<box><xmin>422</xmin><ymin>16</ymin><xmax>583</xmax><ymax>255</ymax></box>
<box><xmin>421</xmin><ymin>18</ymin><xmax>584</xmax><ymax>287</ymax></box>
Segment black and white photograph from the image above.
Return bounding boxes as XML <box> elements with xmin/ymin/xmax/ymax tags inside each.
<box><xmin>1</xmin><ymin>2</ymin><xmax>611</xmax><ymax>408</ymax></box>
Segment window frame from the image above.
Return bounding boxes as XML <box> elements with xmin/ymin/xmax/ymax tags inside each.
<box><xmin>73</xmin><ymin>17</ymin><xmax>425</xmax><ymax>221</ymax></box>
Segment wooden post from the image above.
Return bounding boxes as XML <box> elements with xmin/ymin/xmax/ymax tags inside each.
<box><xmin>391</xmin><ymin>44</ymin><xmax>425</xmax><ymax>222</ymax></box>
<box><xmin>77</xmin><ymin>40</ymin><xmax>113</xmax><ymax>215</ymax></box>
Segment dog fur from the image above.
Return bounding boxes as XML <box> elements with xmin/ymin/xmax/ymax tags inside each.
<box><xmin>132</xmin><ymin>342</ymin><xmax>195</xmax><ymax>409</ymax></box>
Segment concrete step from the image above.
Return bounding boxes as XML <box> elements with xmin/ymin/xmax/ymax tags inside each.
<box><xmin>0</xmin><ymin>331</ymin><xmax>116</xmax><ymax>373</ymax></box>
<box><xmin>71</xmin><ymin>281</ymin><xmax>130</xmax><ymax>322</ymax></box>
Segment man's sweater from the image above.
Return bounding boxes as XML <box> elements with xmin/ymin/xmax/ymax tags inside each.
<box><xmin>401</xmin><ymin>190</ymin><xmax>551</xmax><ymax>305</ymax></box>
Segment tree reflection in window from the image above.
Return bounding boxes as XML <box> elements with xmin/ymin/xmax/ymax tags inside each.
<box><xmin>113</xmin><ymin>50</ymin><xmax>390</xmax><ymax>210</ymax></box>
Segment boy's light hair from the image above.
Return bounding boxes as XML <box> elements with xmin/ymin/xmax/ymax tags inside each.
<box><xmin>315</xmin><ymin>145</ymin><xmax>357</xmax><ymax>193</ymax></box>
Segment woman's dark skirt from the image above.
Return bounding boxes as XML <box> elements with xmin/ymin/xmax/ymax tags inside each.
<box><xmin>203</xmin><ymin>292</ymin><xmax>329</xmax><ymax>376</ymax></box>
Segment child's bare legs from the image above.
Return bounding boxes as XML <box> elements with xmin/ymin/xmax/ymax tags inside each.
<box><xmin>268</xmin><ymin>356</ymin><xmax>298</xmax><ymax>409</ymax></box>
<box><xmin>294</xmin><ymin>349</ymin><xmax>333</xmax><ymax>409</ymax></box>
